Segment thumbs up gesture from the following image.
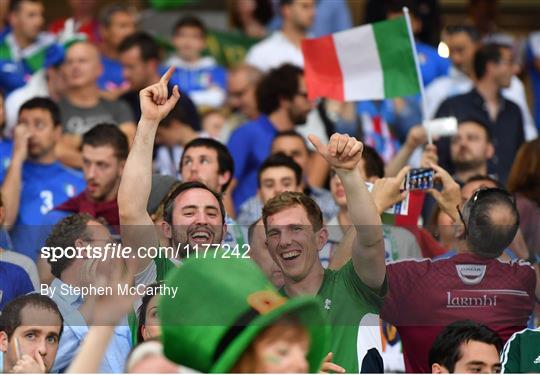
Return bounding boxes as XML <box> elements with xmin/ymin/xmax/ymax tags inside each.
<box><xmin>308</xmin><ymin>133</ymin><xmax>364</xmax><ymax>171</ymax></box>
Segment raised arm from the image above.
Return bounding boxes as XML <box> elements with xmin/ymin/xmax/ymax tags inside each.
<box><xmin>55</xmin><ymin>134</ymin><xmax>83</xmax><ymax>169</ymax></box>
<box><xmin>309</xmin><ymin>133</ymin><xmax>385</xmax><ymax>289</ymax></box>
<box><xmin>67</xmin><ymin>265</ymin><xmax>137</xmax><ymax>373</ymax></box>
<box><xmin>385</xmin><ymin>125</ymin><xmax>427</xmax><ymax>177</ymax></box>
<box><xmin>118</xmin><ymin>67</ymin><xmax>180</xmax><ymax>274</ymax></box>
<box><xmin>427</xmin><ymin>163</ymin><xmax>461</xmax><ymax>223</ymax></box>
<box><xmin>328</xmin><ymin>167</ymin><xmax>410</xmax><ymax>272</ymax></box>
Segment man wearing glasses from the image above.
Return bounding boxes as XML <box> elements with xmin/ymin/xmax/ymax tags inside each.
<box><xmin>379</xmin><ymin>163</ymin><xmax>539</xmax><ymax>373</ymax></box>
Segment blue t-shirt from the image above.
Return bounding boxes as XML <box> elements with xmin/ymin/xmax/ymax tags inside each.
<box><xmin>0</xmin><ymin>261</ymin><xmax>34</xmax><ymax>311</ymax></box>
<box><xmin>10</xmin><ymin>161</ymin><xmax>85</xmax><ymax>259</ymax></box>
<box><xmin>0</xmin><ymin>139</ymin><xmax>13</xmax><ymax>184</ymax></box>
<box><xmin>97</xmin><ymin>55</ymin><xmax>126</xmax><ymax>91</ymax></box>
<box><xmin>416</xmin><ymin>41</ymin><xmax>450</xmax><ymax>87</ymax></box>
<box><xmin>268</xmin><ymin>0</ymin><xmax>352</xmax><ymax>37</ymax></box>
<box><xmin>227</xmin><ymin>115</ymin><xmax>278</xmax><ymax>211</ymax></box>
<box><xmin>0</xmin><ymin>32</ymin><xmax>64</xmax><ymax>95</ymax></box>
<box><xmin>526</xmin><ymin>41</ymin><xmax>540</xmax><ymax>130</ymax></box>
<box><xmin>162</xmin><ymin>57</ymin><xmax>227</xmax><ymax>108</ymax></box>
<box><xmin>164</xmin><ymin>62</ymin><xmax>226</xmax><ymax>94</ymax></box>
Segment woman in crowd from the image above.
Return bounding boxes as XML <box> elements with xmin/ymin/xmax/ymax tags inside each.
<box><xmin>508</xmin><ymin>138</ymin><xmax>540</xmax><ymax>258</ymax></box>
<box><xmin>136</xmin><ymin>281</ymin><xmax>163</xmax><ymax>343</ymax></box>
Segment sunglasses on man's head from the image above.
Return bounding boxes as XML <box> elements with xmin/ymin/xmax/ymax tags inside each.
<box><xmin>470</xmin><ymin>187</ymin><xmax>514</xmax><ymax>205</ymax></box>
<box><xmin>456</xmin><ymin>187</ymin><xmax>515</xmax><ymax>236</ymax></box>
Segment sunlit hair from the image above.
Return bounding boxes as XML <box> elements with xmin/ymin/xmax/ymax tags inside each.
<box><xmin>262</xmin><ymin>191</ymin><xmax>323</xmax><ymax>232</ymax></box>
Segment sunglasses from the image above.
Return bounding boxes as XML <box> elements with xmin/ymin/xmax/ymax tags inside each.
<box><xmin>456</xmin><ymin>187</ymin><xmax>514</xmax><ymax>237</ymax></box>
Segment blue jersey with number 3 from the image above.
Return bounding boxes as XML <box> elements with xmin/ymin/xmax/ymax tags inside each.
<box><xmin>10</xmin><ymin>161</ymin><xmax>85</xmax><ymax>259</ymax></box>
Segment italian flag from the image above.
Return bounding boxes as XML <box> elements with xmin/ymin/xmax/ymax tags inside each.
<box><xmin>301</xmin><ymin>16</ymin><xmax>421</xmax><ymax>101</ymax></box>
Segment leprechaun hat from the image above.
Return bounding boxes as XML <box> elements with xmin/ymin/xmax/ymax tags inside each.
<box><xmin>159</xmin><ymin>257</ymin><xmax>329</xmax><ymax>373</ymax></box>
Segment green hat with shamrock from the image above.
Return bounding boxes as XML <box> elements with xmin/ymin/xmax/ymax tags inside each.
<box><xmin>159</xmin><ymin>257</ymin><xmax>329</xmax><ymax>373</ymax></box>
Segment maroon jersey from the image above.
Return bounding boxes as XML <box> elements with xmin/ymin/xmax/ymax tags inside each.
<box><xmin>381</xmin><ymin>253</ymin><xmax>536</xmax><ymax>373</ymax></box>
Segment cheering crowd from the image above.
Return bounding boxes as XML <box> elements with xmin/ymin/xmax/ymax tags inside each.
<box><xmin>1</xmin><ymin>0</ymin><xmax>540</xmax><ymax>373</ymax></box>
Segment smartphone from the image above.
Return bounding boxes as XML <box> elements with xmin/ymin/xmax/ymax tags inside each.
<box><xmin>405</xmin><ymin>168</ymin><xmax>434</xmax><ymax>190</ymax></box>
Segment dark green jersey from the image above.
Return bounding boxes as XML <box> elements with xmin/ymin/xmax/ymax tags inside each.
<box><xmin>501</xmin><ymin>328</ymin><xmax>540</xmax><ymax>373</ymax></box>
<box><xmin>284</xmin><ymin>261</ymin><xmax>386</xmax><ymax>373</ymax></box>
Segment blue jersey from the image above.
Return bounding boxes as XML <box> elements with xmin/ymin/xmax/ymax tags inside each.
<box><xmin>163</xmin><ymin>56</ymin><xmax>227</xmax><ymax>108</ymax></box>
<box><xmin>0</xmin><ymin>139</ymin><xmax>13</xmax><ymax>184</ymax></box>
<box><xmin>268</xmin><ymin>0</ymin><xmax>352</xmax><ymax>37</ymax></box>
<box><xmin>10</xmin><ymin>161</ymin><xmax>85</xmax><ymax>259</ymax></box>
<box><xmin>97</xmin><ymin>55</ymin><xmax>126</xmax><ymax>91</ymax></box>
<box><xmin>227</xmin><ymin>115</ymin><xmax>278</xmax><ymax>211</ymax></box>
<box><xmin>0</xmin><ymin>32</ymin><xmax>64</xmax><ymax>95</ymax></box>
<box><xmin>526</xmin><ymin>35</ymin><xmax>540</xmax><ymax>130</ymax></box>
<box><xmin>0</xmin><ymin>261</ymin><xmax>34</xmax><ymax>310</ymax></box>
<box><xmin>416</xmin><ymin>41</ymin><xmax>450</xmax><ymax>87</ymax></box>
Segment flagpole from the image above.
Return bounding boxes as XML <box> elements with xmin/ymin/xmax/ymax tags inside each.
<box><xmin>403</xmin><ymin>7</ymin><xmax>432</xmax><ymax>144</ymax></box>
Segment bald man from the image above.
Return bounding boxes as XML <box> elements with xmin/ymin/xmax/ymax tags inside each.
<box><xmin>57</xmin><ymin>41</ymin><xmax>135</xmax><ymax>168</ymax></box>
<box><xmin>227</xmin><ymin>64</ymin><xmax>262</xmax><ymax>122</ymax></box>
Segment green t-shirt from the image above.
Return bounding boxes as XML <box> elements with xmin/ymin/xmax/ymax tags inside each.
<box><xmin>501</xmin><ymin>328</ymin><xmax>540</xmax><ymax>373</ymax></box>
<box><xmin>129</xmin><ymin>246</ymin><xmax>247</xmax><ymax>345</ymax></box>
<box><xmin>284</xmin><ymin>261</ymin><xmax>385</xmax><ymax>373</ymax></box>
<box><xmin>154</xmin><ymin>255</ymin><xmax>177</xmax><ymax>281</ymax></box>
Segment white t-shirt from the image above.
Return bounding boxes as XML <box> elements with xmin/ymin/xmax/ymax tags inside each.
<box><xmin>245</xmin><ymin>31</ymin><xmax>304</xmax><ymax>72</ymax></box>
<box><xmin>4</xmin><ymin>69</ymin><xmax>49</xmax><ymax>137</ymax></box>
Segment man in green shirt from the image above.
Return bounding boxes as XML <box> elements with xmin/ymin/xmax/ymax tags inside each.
<box><xmin>262</xmin><ymin>133</ymin><xmax>387</xmax><ymax>372</ymax></box>
<box><xmin>501</xmin><ymin>327</ymin><xmax>540</xmax><ymax>373</ymax></box>
<box><xmin>118</xmin><ymin>67</ymin><xmax>229</xmax><ymax>282</ymax></box>
<box><xmin>118</xmin><ymin>67</ymin><xmax>234</xmax><ymax>345</ymax></box>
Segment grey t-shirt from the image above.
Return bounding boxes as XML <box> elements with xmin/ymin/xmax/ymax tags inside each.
<box><xmin>59</xmin><ymin>97</ymin><xmax>134</xmax><ymax>135</ymax></box>
<box><xmin>326</xmin><ymin>216</ymin><xmax>422</xmax><ymax>262</ymax></box>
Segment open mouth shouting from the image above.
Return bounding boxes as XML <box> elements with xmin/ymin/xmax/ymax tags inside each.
<box><xmin>280</xmin><ymin>249</ymin><xmax>301</xmax><ymax>261</ymax></box>
<box><xmin>188</xmin><ymin>228</ymin><xmax>214</xmax><ymax>245</ymax></box>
